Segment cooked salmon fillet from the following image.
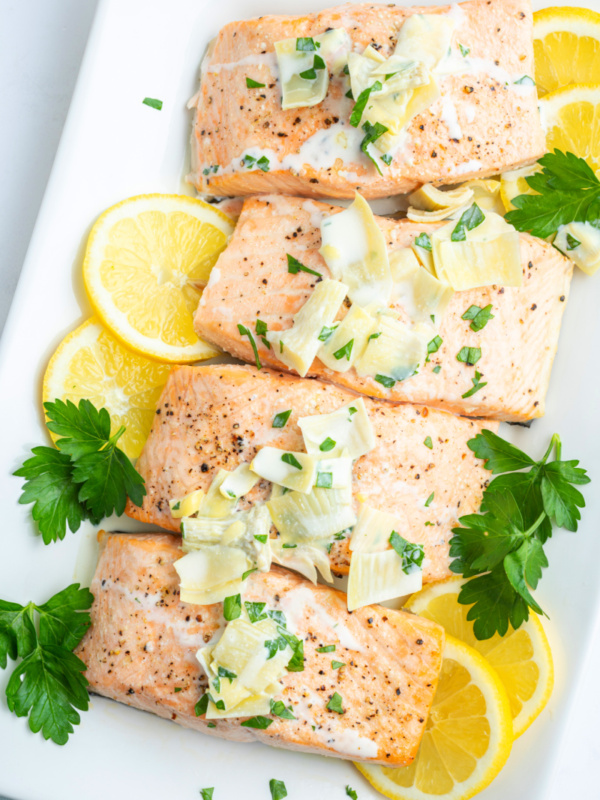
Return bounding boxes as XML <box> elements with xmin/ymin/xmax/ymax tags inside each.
<box><xmin>76</xmin><ymin>531</ymin><xmax>445</xmax><ymax>765</ymax></box>
<box><xmin>189</xmin><ymin>0</ymin><xmax>545</xmax><ymax>199</ymax></box>
<box><xmin>194</xmin><ymin>195</ymin><xmax>573</xmax><ymax>422</ymax></box>
<box><xmin>125</xmin><ymin>364</ymin><xmax>496</xmax><ymax>583</ymax></box>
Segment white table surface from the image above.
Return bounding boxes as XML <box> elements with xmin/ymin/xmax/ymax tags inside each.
<box><xmin>0</xmin><ymin>1</ymin><xmax>599</xmax><ymax>798</ymax></box>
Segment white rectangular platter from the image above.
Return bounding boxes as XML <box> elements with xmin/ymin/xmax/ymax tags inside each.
<box><xmin>1</xmin><ymin>0</ymin><xmax>599</xmax><ymax>798</ymax></box>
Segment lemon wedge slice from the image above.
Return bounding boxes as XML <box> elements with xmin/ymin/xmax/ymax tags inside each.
<box><xmin>534</xmin><ymin>7</ymin><xmax>600</xmax><ymax>96</ymax></box>
<box><xmin>356</xmin><ymin>635</ymin><xmax>513</xmax><ymax>800</ymax></box>
<box><xmin>405</xmin><ymin>576</ymin><xmax>554</xmax><ymax>738</ymax></box>
<box><xmin>43</xmin><ymin>317</ymin><xmax>171</xmax><ymax>458</ymax></box>
<box><xmin>82</xmin><ymin>194</ymin><xmax>234</xmax><ymax>362</ymax></box>
<box><xmin>540</xmin><ymin>84</ymin><xmax>600</xmax><ymax>174</ymax></box>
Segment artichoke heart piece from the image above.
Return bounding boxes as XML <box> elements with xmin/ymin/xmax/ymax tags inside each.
<box><xmin>170</xmin><ymin>488</ymin><xmax>205</xmax><ymax>519</ymax></box>
<box><xmin>267</xmin><ymin>486</ymin><xmax>357</xmax><ymax>544</ymax></box>
<box><xmin>500</xmin><ymin>164</ymin><xmax>541</xmax><ymax>212</ymax></box>
<box><xmin>394</xmin><ymin>13</ymin><xmax>455</xmax><ymax>72</ymax></box>
<box><xmin>350</xmin><ymin>504</ymin><xmax>406</xmax><ymax>553</ymax></box>
<box><xmin>320</xmin><ymin>193</ymin><xmax>391</xmax><ymax>308</ymax></box>
<box><xmin>275</xmin><ymin>38</ymin><xmax>329</xmax><ymax>110</ymax></box>
<box><xmin>206</xmin><ymin>691</ymin><xmax>273</xmax><ymax>720</ymax></box>
<box><xmin>267</xmin><ymin>279</ymin><xmax>347</xmax><ymax>377</ymax></box>
<box><xmin>174</xmin><ymin>545</ymin><xmax>251</xmax><ymax>604</ymax></box>
<box><xmin>315</xmin><ymin>456</ymin><xmax>353</xmax><ymax>490</ymax></box>
<box><xmin>432</xmin><ymin>211</ymin><xmax>522</xmax><ymax>290</ymax></box>
<box><xmin>219</xmin><ymin>463</ymin><xmax>260</xmax><ymax>500</ymax></box>
<box><xmin>555</xmin><ymin>221</ymin><xmax>600</xmax><ymax>276</ymax></box>
<box><xmin>182</xmin><ymin>515</ymin><xmax>245</xmax><ymax>551</ymax></box>
<box><xmin>199</xmin><ymin>469</ymin><xmax>238</xmax><ymax>519</ymax></box>
<box><xmin>271</xmin><ymin>539</ymin><xmax>333</xmax><ymax>584</ymax></box>
<box><xmin>347</xmin><ymin>550</ymin><xmax>423</xmax><ymax>611</ymax></box>
<box><xmin>318</xmin><ymin>304</ymin><xmax>376</xmax><ymax>372</ymax></box>
<box><xmin>316</xmin><ymin>28</ymin><xmax>352</xmax><ymax>75</ymax></box>
<box><xmin>251</xmin><ymin>447</ymin><xmax>317</xmax><ymax>493</ymax></box>
<box><xmin>462</xmin><ymin>178</ymin><xmax>504</xmax><ymax>214</ymax></box>
<box><xmin>299</xmin><ymin>397</ymin><xmax>375</xmax><ymax>459</ymax></box>
<box><xmin>390</xmin><ymin>248</ymin><xmax>454</xmax><ymax>324</ymax></box>
<box><xmin>355</xmin><ymin>316</ymin><xmax>430</xmax><ymax>383</ymax></box>
<box><xmin>407</xmin><ymin>183</ymin><xmax>474</xmax><ymax>223</ymax></box>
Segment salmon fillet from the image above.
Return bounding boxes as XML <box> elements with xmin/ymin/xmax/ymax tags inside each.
<box><xmin>194</xmin><ymin>195</ymin><xmax>573</xmax><ymax>422</ymax></box>
<box><xmin>76</xmin><ymin>531</ymin><xmax>445</xmax><ymax>766</ymax></box>
<box><xmin>189</xmin><ymin>0</ymin><xmax>545</xmax><ymax>199</ymax></box>
<box><xmin>125</xmin><ymin>364</ymin><xmax>496</xmax><ymax>583</ymax></box>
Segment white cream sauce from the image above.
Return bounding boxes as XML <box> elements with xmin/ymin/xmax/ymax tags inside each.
<box><xmin>439</xmin><ymin>96</ymin><xmax>462</xmax><ymax>140</ymax></box>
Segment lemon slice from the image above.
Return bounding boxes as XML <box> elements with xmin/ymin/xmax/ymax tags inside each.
<box><xmin>539</xmin><ymin>84</ymin><xmax>600</xmax><ymax>174</ymax></box>
<box><xmin>83</xmin><ymin>194</ymin><xmax>234</xmax><ymax>363</ymax></box>
<box><xmin>43</xmin><ymin>318</ymin><xmax>171</xmax><ymax>458</ymax></box>
<box><xmin>534</xmin><ymin>7</ymin><xmax>600</xmax><ymax>97</ymax></box>
<box><xmin>405</xmin><ymin>577</ymin><xmax>554</xmax><ymax>738</ymax></box>
<box><xmin>499</xmin><ymin>165</ymin><xmax>540</xmax><ymax>213</ymax></box>
<box><xmin>356</xmin><ymin>635</ymin><xmax>513</xmax><ymax>800</ymax></box>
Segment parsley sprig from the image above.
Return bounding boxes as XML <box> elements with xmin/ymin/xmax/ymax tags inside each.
<box><xmin>505</xmin><ymin>150</ymin><xmax>600</xmax><ymax>238</ymax></box>
<box><xmin>0</xmin><ymin>584</ymin><xmax>93</xmax><ymax>744</ymax></box>
<box><xmin>450</xmin><ymin>430</ymin><xmax>590</xmax><ymax>639</ymax></box>
<box><xmin>14</xmin><ymin>399</ymin><xmax>146</xmax><ymax>544</ymax></box>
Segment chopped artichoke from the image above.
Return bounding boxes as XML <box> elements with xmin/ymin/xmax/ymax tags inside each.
<box><xmin>170</xmin><ymin>489</ymin><xmax>205</xmax><ymax>519</ymax></box>
<box><xmin>267</xmin><ymin>279</ymin><xmax>348</xmax><ymax>377</ymax></box>
<box><xmin>411</xmin><ymin>233</ymin><xmax>435</xmax><ymax>274</ymax></box>
<box><xmin>316</xmin><ymin>28</ymin><xmax>352</xmax><ymax>75</ymax></box>
<box><xmin>206</xmin><ymin>691</ymin><xmax>273</xmax><ymax>720</ymax></box>
<box><xmin>432</xmin><ymin>210</ymin><xmax>522</xmax><ymax>290</ymax></box>
<box><xmin>499</xmin><ymin>164</ymin><xmax>540</xmax><ymax>212</ymax></box>
<box><xmin>219</xmin><ymin>463</ymin><xmax>260</xmax><ymax>500</ymax></box>
<box><xmin>182</xmin><ymin>515</ymin><xmax>245</xmax><ymax>551</ymax></box>
<box><xmin>270</xmin><ymin>539</ymin><xmax>333</xmax><ymax>584</ymax></box>
<box><xmin>317</xmin><ymin>303</ymin><xmax>376</xmax><ymax>372</ymax></box>
<box><xmin>389</xmin><ymin>248</ymin><xmax>454</xmax><ymax>324</ymax></box>
<box><xmin>555</xmin><ymin>221</ymin><xmax>600</xmax><ymax>276</ymax></box>
<box><xmin>299</xmin><ymin>397</ymin><xmax>375</xmax><ymax>460</ymax></box>
<box><xmin>350</xmin><ymin>504</ymin><xmax>405</xmax><ymax>553</ymax></box>
<box><xmin>250</xmin><ymin>447</ymin><xmax>317</xmax><ymax>494</ymax></box>
<box><xmin>267</xmin><ymin>486</ymin><xmax>356</xmax><ymax>544</ymax></box>
<box><xmin>199</xmin><ymin>469</ymin><xmax>238</xmax><ymax>518</ymax></box>
<box><xmin>174</xmin><ymin>545</ymin><xmax>251</xmax><ymax>605</ymax></box>
<box><xmin>315</xmin><ymin>456</ymin><xmax>353</xmax><ymax>490</ymax></box>
<box><xmin>319</xmin><ymin>193</ymin><xmax>391</xmax><ymax>307</ymax></box>
<box><xmin>394</xmin><ymin>13</ymin><xmax>455</xmax><ymax>71</ymax></box>
<box><xmin>275</xmin><ymin>37</ymin><xmax>329</xmax><ymax>110</ymax></box>
<box><xmin>347</xmin><ymin>550</ymin><xmax>423</xmax><ymax>611</ymax></box>
<box><xmin>408</xmin><ymin>183</ymin><xmax>474</xmax><ymax>212</ymax></box>
<box><xmin>354</xmin><ymin>315</ymin><xmax>430</xmax><ymax>383</ymax></box>
<box><xmin>462</xmin><ymin>179</ymin><xmax>505</xmax><ymax>214</ymax></box>
<box><xmin>242</xmin><ymin>504</ymin><xmax>273</xmax><ymax>572</ymax></box>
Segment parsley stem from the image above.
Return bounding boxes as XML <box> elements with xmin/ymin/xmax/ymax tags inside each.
<box><xmin>540</xmin><ymin>433</ymin><xmax>561</xmax><ymax>466</ymax></box>
<box><xmin>108</xmin><ymin>425</ymin><xmax>127</xmax><ymax>448</ymax></box>
<box><xmin>523</xmin><ymin>510</ymin><xmax>547</xmax><ymax>538</ymax></box>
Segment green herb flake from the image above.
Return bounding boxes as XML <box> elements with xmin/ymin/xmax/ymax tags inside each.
<box><xmin>345</xmin><ymin>89</ymin><xmax>354</xmax><ymax>99</ymax></box>
<box><xmin>389</xmin><ymin>531</ymin><xmax>425</xmax><ymax>573</ymax></box>
<box><xmin>567</xmin><ymin>233</ymin><xmax>581</xmax><ymax>250</ymax></box>
<box><xmin>425</xmin><ymin>492</ymin><xmax>434</xmax><ymax>508</ymax></box>
<box><xmin>317</xmin><ymin>644</ymin><xmax>336</xmax><ymax>653</ymax></box>
<box><xmin>282</xmin><ymin>543</ymin><xmax>297</xmax><ymax>549</ymax></box>
<box><xmin>257</xmin><ymin>155</ymin><xmax>270</xmax><ymax>172</ymax></box>
<box><xmin>432</xmin><ymin>365</ymin><xmax>442</xmax><ymax>374</ymax></box>
<box><xmin>368</xmin><ymin>332</ymin><xmax>381</xmax><ymax>341</ymax></box>
<box><xmin>254</xmin><ymin>534</ymin><xmax>268</xmax><ymax>544</ymax></box>
<box><xmin>200</xmin><ymin>788</ymin><xmax>214</xmax><ymax>800</ymax></box>
<box><xmin>375</xmin><ymin>374</ymin><xmax>396</xmax><ymax>388</ymax></box>
<box><xmin>415</xmin><ymin>232</ymin><xmax>432</xmax><ymax>251</ymax></box>
<box><xmin>332</xmin><ymin>660</ymin><xmax>345</xmax><ymax>670</ymax></box>
<box><xmin>316</xmin><ymin>472</ymin><xmax>333</xmax><ymax>488</ymax></box>
<box><xmin>282</xmin><ymin>452</ymin><xmax>303</xmax><ymax>470</ymax></box>
<box><xmin>320</xmin><ymin>437</ymin><xmax>336</xmax><ymax>452</ymax></box>
<box><xmin>359</xmin><ymin>119</ymin><xmax>388</xmax><ymax>175</ymax></box>
<box><xmin>237</xmin><ymin>323</ymin><xmax>262</xmax><ymax>370</ymax></box>
<box><xmin>459</xmin><ymin>43</ymin><xmax>470</xmax><ymax>57</ymax></box>
<box><xmin>424</xmin><ymin>436</ymin><xmax>433</xmax><ymax>450</ymax></box>
<box><xmin>451</xmin><ymin>204</ymin><xmax>485</xmax><ymax>242</ymax></box>
<box><xmin>242</xmin><ymin>154</ymin><xmax>256</xmax><ymax>168</ymax></box>
<box><xmin>245</xmin><ymin>601</ymin><xmax>267</xmax><ymax>623</ymax></box>
<box><xmin>142</xmin><ymin>97</ymin><xmax>163</xmax><ymax>110</ymax></box>
<box><xmin>269</xmin><ymin>779</ymin><xmax>288</xmax><ymax>800</ymax></box>
<box><xmin>326</xmin><ymin>692</ymin><xmax>345</xmax><ymax>714</ymax></box>
<box><xmin>241</xmin><ymin>715</ymin><xmax>273</xmax><ymax>729</ymax></box>
<box><xmin>218</xmin><ymin>666</ymin><xmax>237</xmax><ymax>683</ymax></box>
<box><xmin>299</xmin><ymin>68</ymin><xmax>317</xmax><ymax>80</ymax></box>
<box><xmin>381</xmin><ymin>153</ymin><xmax>393</xmax><ymax>166</ymax></box>
<box><xmin>461</xmin><ymin>304</ymin><xmax>494</xmax><ymax>332</ymax></box>
<box><xmin>242</xmin><ymin>567</ymin><xmax>258</xmax><ymax>581</ymax></box>
<box><xmin>223</xmin><ymin>594</ymin><xmax>242</xmax><ymax>621</ymax></box>
<box><xmin>296</xmin><ymin>37</ymin><xmax>317</xmax><ymax>51</ymax></box>
<box><xmin>514</xmin><ymin>75</ymin><xmax>536</xmax><ymax>86</ymax></box>
<box><xmin>333</xmin><ymin>339</ymin><xmax>354</xmax><ymax>361</ymax></box>
<box><xmin>270</xmin><ymin>699</ymin><xmax>296</xmax><ymax>719</ymax></box>
<box><xmin>255</xmin><ymin>319</ymin><xmax>268</xmax><ymax>336</ymax></box>
<box><xmin>318</xmin><ymin>324</ymin><xmax>338</xmax><ymax>342</ymax></box>
<box><xmin>286</xmin><ymin>253</ymin><xmax>322</xmax><ymax>277</ymax></box>
<box><xmin>457</xmin><ymin>346</ymin><xmax>482</xmax><ymax>366</ymax></box>
<box><xmin>348</xmin><ymin>406</ymin><xmax>357</xmax><ymax>415</ymax></box>
<box><xmin>207</xmin><ymin>722</ymin><xmax>216</xmax><ymax>728</ymax></box>
<box><xmin>350</xmin><ymin>81</ymin><xmax>382</xmax><ymax>127</ymax></box>
<box><xmin>273</xmin><ymin>410</ymin><xmax>292</xmax><ymax>428</ymax></box>
<box><xmin>461</xmin><ymin>370</ymin><xmax>487</xmax><ymax>398</ymax></box>
<box><xmin>195</xmin><ymin>693</ymin><xmax>209</xmax><ymax>716</ymax></box>
<box><xmin>246</xmin><ymin>77</ymin><xmax>266</xmax><ymax>88</ymax></box>
<box><xmin>174</xmin><ymin>686</ymin><xmax>182</xmax><ymax>693</ymax></box>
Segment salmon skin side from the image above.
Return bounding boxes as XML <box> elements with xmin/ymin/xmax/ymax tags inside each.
<box><xmin>76</xmin><ymin>531</ymin><xmax>445</xmax><ymax>766</ymax></box>
<box><xmin>189</xmin><ymin>0</ymin><xmax>545</xmax><ymax>199</ymax></box>
<box><xmin>194</xmin><ymin>194</ymin><xmax>573</xmax><ymax>422</ymax></box>
<box><xmin>125</xmin><ymin>364</ymin><xmax>496</xmax><ymax>583</ymax></box>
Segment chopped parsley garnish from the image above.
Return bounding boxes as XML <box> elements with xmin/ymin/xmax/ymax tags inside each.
<box><xmin>346</xmin><ymin>787</ymin><xmax>358</xmax><ymax>800</ymax></box>
<box><xmin>286</xmin><ymin>253</ymin><xmax>322</xmax><ymax>277</ymax></box>
<box><xmin>326</xmin><ymin>692</ymin><xmax>345</xmax><ymax>714</ymax></box>
<box><xmin>567</xmin><ymin>233</ymin><xmax>581</xmax><ymax>250</ymax></box>
<box><xmin>14</xmin><ymin>398</ymin><xmax>146</xmax><ymax>544</ymax></box>
<box><xmin>415</xmin><ymin>232</ymin><xmax>432</xmax><ymax>251</ymax></box>
<box><xmin>174</xmin><ymin>687</ymin><xmax>182</xmax><ymax>692</ymax></box>
<box><xmin>424</xmin><ymin>436</ymin><xmax>433</xmax><ymax>449</ymax></box>
<box><xmin>245</xmin><ymin>601</ymin><xmax>267</xmax><ymax>623</ymax></box>
<box><xmin>451</xmin><ymin>204</ymin><xmax>485</xmax><ymax>242</ymax></box>
<box><xmin>195</xmin><ymin>693</ymin><xmax>209</xmax><ymax>716</ymax></box>
<box><xmin>389</xmin><ymin>531</ymin><xmax>425</xmax><ymax>573</ymax></box>
<box><xmin>514</xmin><ymin>75</ymin><xmax>535</xmax><ymax>86</ymax></box>
<box><xmin>282</xmin><ymin>543</ymin><xmax>297</xmax><ymax>548</ymax></box>
<box><xmin>282</xmin><ymin>453</ymin><xmax>303</xmax><ymax>470</ymax></box>
<box><xmin>223</xmin><ymin>594</ymin><xmax>242</xmax><ymax>621</ymax></box>
<box><xmin>375</xmin><ymin>374</ymin><xmax>396</xmax><ymax>388</ymax></box>
<box><xmin>505</xmin><ymin>150</ymin><xmax>600</xmax><ymax>238</ymax></box>
<box><xmin>425</xmin><ymin>492</ymin><xmax>434</xmax><ymax>507</ymax></box>
<box><xmin>332</xmin><ymin>660</ymin><xmax>345</xmax><ymax>670</ymax></box>
<box><xmin>348</xmin><ymin>406</ymin><xmax>357</xmax><ymax>415</ymax></box>
<box><xmin>425</xmin><ymin>335</ymin><xmax>443</xmax><ymax>362</ymax></box>
<box><xmin>202</xmin><ymin>164</ymin><xmax>220</xmax><ymax>175</ymax></box>
<box><xmin>316</xmin><ymin>472</ymin><xmax>333</xmax><ymax>488</ymax></box>
<box><xmin>462</xmin><ymin>304</ymin><xmax>494</xmax><ymax>332</ymax></box>
<box><xmin>200</xmin><ymin>788</ymin><xmax>214</xmax><ymax>800</ymax></box>
<box><xmin>171</xmin><ymin>500</ymin><xmax>181</xmax><ymax>511</ymax></box>
<box><xmin>270</xmin><ymin>779</ymin><xmax>288</xmax><ymax>800</ymax></box>
<box><xmin>320</xmin><ymin>437</ymin><xmax>336</xmax><ymax>452</ymax></box>
<box><xmin>207</xmin><ymin>722</ymin><xmax>216</xmax><ymax>728</ymax></box>
<box><xmin>368</xmin><ymin>331</ymin><xmax>381</xmax><ymax>341</ymax></box>
<box><xmin>350</xmin><ymin>81</ymin><xmax>382</xmax><ymax>127</ymax></box>
<box><xmin>242</xmin><ymin>567</ymin><xmax>257</xmax><ymax>581</ymax></box>
<box><xmin>237</xmin><ymin>324</ymin><xmax>262</xmax><ymax>370</ymax></box>
<box><xmin>318</xmin><ymin>324</ymin><xmax>337</xmax><ymax>342</ymax></box>
<box><xmin>242</xmin><ymin>154</ymin><xmax>256</xmax><ymax>168</ymax></box>
<box><xmin>218</xmin><ymin>666</ymin><xmax>237</xmax><ymax>683</ymax></box>
<box><xmin>256</xmin><ymin>319</ymin><xmax>268</xmax><ymax>336</ymax></box>
<box><xmin>241</xmin><ymin>715</ymin><xmax>273</xmax><ymax>729</ymax></box>
<box><xmin>0</xmin><ymin>583</ymin><xmax>93</xmax><ymax>744</ymax></box>
<box><xmin>317</xmin><ymin>644</ymin><xmax>336</xmax><ymax>653</ymax></box>
<box><xmin>459</xmin><ymin>43</ymin><xmax>470</xmax><ymax>57</ymax></box>
<box><xmin>432</xmin><ymin>365</ymin><xmax>441</xmax><ymax>374</ymax></box>
<box><xmin>334</xmin><ymin>339</ymin><xmax>354</xmax><ymax>361</ymax></box>
<box><xmin>272</xmin><ymin>410</ymin><xmax>292</xmax><ymax>428</ymax></box>
<box><xmin>450</xmin><ymin>430</ymin><xmax>589</xmax><ymax>639</ymax></box>
<box><xmin>360</xmin><ymin>120</ymin><xmax>389</xmax><ymax>175</ymax></box>
<box><xmin>270</xmin><ymin>699</ymin><xmax>296</xmax><ymax>719</ymax></box>
<box><xmin>457</xmin><ymin>346</ymin><xmax>482</xmax><ymax>366</ymax></box>
<box><xmin>246</xmin><ymin>77</ymin><xmax>265</xmax><ymax>88</ymax></box>
<box><xmin>296</xmin><ymin>37</ymin><xmax>317</xmax><ymax>51</ymax></box>
<box><xmin>381</xmin><ymin>153</ymin><xmax>393</xmax><ymax>166</ymax></box>
<box><xmin>462</xmin><ymin>370</ymin><xmax>487</xmax><ymax>398</ymax></box>
<box><xmin>345</xmin><ymin>89</ymin><xmax>354</xmax><ymax>99</ymax></box>
<box><xmin>257</xmin><ymin>155</ymin><xmax>270</xmax><ymax>172</ymax></box>
<box><xmin>300</xmin><ymin>54</ymin><xmax>326</xmax><ymax>80</ymax></box>
<box><xmin>142</xmin><ymin>97</ymin><xmax>163</xmax><ymax>110</ymax></box>
<box><xmin>254</xmin><ymin>534</ymin><xmax>268</xmax><ymax>544</ymax></box>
